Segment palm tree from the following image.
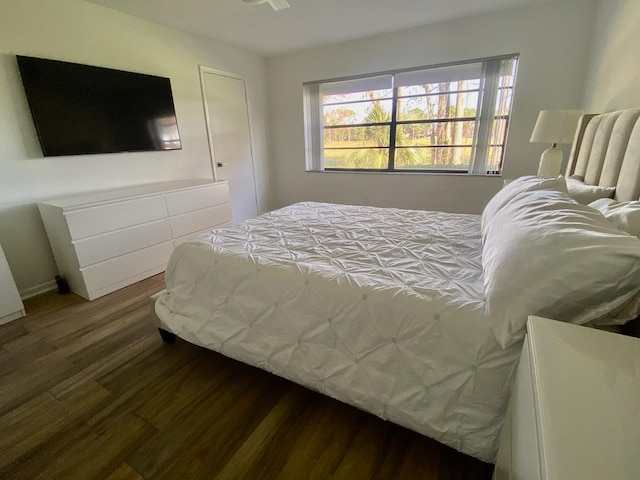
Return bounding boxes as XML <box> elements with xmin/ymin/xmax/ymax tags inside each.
<box><xmin>394</xmin><ymin>108</ymin><xmax>429</xmax><ymax>168</ymax></box>
<box><xmin>345</xmin><ymin>102</ymin><xmax>428</xmax><ymax>169</ymax></box>
<box><xmin>345</xmin><ymin>101</ymin><xmax>390</xmax><ymax>169</ymax></box>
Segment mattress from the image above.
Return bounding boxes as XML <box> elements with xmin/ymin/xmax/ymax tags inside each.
<box><xmin>155</xmin><ymin>202</ymin><xmax>522</xmax><ymax>462</ymax></box>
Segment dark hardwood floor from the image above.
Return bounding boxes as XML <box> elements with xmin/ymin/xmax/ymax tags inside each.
<box><xmin>0</xmin><ymin>274</ymin><xmax>494</xmax><ymax>479</ymax></box>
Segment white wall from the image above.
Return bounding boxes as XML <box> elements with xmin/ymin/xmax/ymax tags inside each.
<box><xmin>0</xmin><ymin>0</ymin><xmax>269</xmax><ymax>296</ymax></box>
<box><xmin>583</xmin><ymin>0</ymin><xmax>640</xmax><ymax>111</ymax></box>
<box><xmin>266</xmin><ymin>0</ymin><xmax>598</xmax><ymax>213</ymax></box>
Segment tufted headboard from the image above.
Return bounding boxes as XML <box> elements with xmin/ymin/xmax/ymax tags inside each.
<box><xmin>566</xmin><ymin>108</ymin><xmax>640</xmax><ymax>201</ymax></box>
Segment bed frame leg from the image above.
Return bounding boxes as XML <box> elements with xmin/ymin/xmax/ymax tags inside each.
<box><xmin>158</xmin><ymin>328</ymin><xmax>176</xmax><ymax>344</ymax></box>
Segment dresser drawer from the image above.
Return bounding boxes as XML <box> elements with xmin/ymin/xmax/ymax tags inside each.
<box><xmin>65</xmin><ymin>196</ymin><xmax>167</xmax><ymax>240</ymax></box>
<box><xmin>80</xmin><ymin>241</ymin><xmax>174</xmax><ymax>293</ymax></box>
<box><xmin>169</xmin><ymin>204</ymin><xmax>232</xmax><ymax>238</ymax></box>
<box><xmin>73</xmin><ymin>219</ymin><xmax>172</xmax><ymax>267</ymax></box>
<box><xmin>164</xmin><ymin>183</ymin><xmax>230</xmax><ymax>216</ymax></box>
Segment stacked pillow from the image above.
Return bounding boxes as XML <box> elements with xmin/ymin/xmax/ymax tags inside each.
<box><xmin>589</xmin><ymin>198</ymin><xmax>640</xmax><ymax>238</ymax></box>
<box><xmin>482</xmin><ymin>176</ymin><xmax>640</xmax><ymax>348</ymax></box>
<box><xmin>480</xmin><ymin>175</ymin><xmax>567</xmax><ymax>239</ymax></box>
<box><xmin>566</xmin><ymin>175</ymin><xmax>616</xmax><ymax>204</ymax></box>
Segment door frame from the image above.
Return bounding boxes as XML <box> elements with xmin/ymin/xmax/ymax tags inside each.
<box><xmin>198</xmin><ymin>66</ymin><xmax>259</xmax><ymax>211</ymax></box>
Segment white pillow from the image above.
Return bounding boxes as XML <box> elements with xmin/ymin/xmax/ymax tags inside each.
<box><xmin>483</xmin><ymin>188</ymin><xmax>640</xmax><ymax>348</ymax></box>
<box><xmin>589</xmin><ymin>198</ymin><xmax>640</xmax><ymax>237</ymax></box>
<box><xmin>566</xmin><ymin>177</ymin><xmax>615</xmax><ymax>204</ymax></box>
<box><xmin>481</xmin><ymin>175</ymin><xmax>567</xmax><ymax>238</ymax></box>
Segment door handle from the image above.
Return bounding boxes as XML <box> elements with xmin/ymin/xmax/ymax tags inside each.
<box><xmin>216</xmin><ymin>162</ymin><xmax>229</xmax><ymax>167</ymax></box>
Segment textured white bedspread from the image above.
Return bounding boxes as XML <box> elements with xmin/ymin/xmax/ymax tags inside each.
<box><xmin>155</xmin><ymin>202</ymin><xmax>521</xmax><ymax>462</ymax></box>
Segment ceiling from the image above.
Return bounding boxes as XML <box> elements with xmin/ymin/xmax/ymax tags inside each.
<box><xmin>85</xmin><ymin>0</ymin><xmax>561</xmax><ymax>57</ymax></box>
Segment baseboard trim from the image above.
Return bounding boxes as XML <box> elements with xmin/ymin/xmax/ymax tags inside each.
<box><xmin>20</xmin><ymin>280</ymin><xmax>56</xmax><ymax>300</ymax></box>
<box><xmin>0</xmin><ymin>309</ymin><xmax>26</xmax><ymax>325</ymax></box>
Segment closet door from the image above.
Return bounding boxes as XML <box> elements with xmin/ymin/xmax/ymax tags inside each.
<box><xmin>200</xmin><ymin>67</ymin><xmax>258</xmax><ymax>221</ymax></box>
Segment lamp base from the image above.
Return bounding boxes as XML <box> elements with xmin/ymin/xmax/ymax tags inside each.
<box><xmin>537</xmin><ymin>145</ymin><xmax>563</xmax><ymax>178</ymax></box>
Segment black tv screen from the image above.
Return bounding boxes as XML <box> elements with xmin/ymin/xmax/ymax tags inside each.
<box><xmin>17</xmin><ymin>55</ymin><xmax>182</xmax><ymax>156</ymax></box>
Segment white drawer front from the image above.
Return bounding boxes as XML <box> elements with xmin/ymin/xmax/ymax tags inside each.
<box><xmin>73</xmin><ymin>219</ymin><xmax>172</xmax><ymax>267</ymax></box>
<box><xmin>164</xmin><ymin>183</ymin><xmax>230</xmax><ymax>217</ymax></box>
<box><xmin>65</xmin><ymin>196</ymin><xmax>167</xmax><ymax>240</ymax></box>
<box><xmin>81</xmin><ymin>241</ymin><xmax>174</xmax><ymax>293</ymax></box>
<box><xmin>169</xmin><ymin>204</ymin><xmax>233</xmax><ymax>238</ymax></box>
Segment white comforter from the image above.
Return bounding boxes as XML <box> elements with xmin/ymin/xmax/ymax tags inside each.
<box><xmin>155</xmin><ymin>202</ymin><xmax>521</xmax><ymax>462</ymax></box>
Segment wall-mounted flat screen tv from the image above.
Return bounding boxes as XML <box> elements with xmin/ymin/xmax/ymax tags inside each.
<box><xmin>17</xmin><ymin>55</ymin><xmax>182</xmax><ymax>157</ymax></box>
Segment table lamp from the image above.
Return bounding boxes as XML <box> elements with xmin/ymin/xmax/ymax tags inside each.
<box><xmin>530</xmin><ymin>109</ymin><xmax>583</xmax><ymax>178</ymax></box>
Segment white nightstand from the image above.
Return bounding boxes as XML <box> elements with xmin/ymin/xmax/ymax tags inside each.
<box><xmin>0</xmin><ymin>240</ymin><xmax>25</xmax><ymax>325</ymax></box>
<box><xmin>494</xmin><ymin>316</ymin><xmax>640</xmax><ymax>480</ymax></box>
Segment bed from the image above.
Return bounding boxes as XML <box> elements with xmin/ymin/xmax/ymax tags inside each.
<box><xmin>153</xmin><ymin>108</ymin><xmax>640</xmax><ymax>463</ymax></box>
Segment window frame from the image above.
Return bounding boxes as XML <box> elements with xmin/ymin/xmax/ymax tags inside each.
<box><xmin>303</xmin><ymin>54</ymin><xmax>519</xmax><ymax>176</ymax></box>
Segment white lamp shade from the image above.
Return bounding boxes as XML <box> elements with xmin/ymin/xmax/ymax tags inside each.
<box><xmin>530</xmin><ymin>109</ymin><xmax>584</xmax><ymax>145</ymax></box>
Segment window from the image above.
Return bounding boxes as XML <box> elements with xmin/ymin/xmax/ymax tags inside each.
<box><xmin>303</xmin><ymin>54</ymin><xmax>518</xmax><ymax>175</ymax></box>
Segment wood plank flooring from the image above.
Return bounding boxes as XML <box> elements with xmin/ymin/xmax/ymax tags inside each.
<box><xmin>0</xmin><ymin>274</ymin><xmax>494</xmax><ymax>479</ymax></box>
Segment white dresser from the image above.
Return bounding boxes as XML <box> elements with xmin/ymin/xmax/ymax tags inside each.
<box><xmin>494</xmin><ymin>316</ymin><xmax>640</xmax><ymax>480</ymax></box>
<box><xmin>39</xmin><ymin>179</ymin><xmax>232</xmax><ymax>301</ymax></box>
<box><xmin>0</xmin><ymin>240</ymin><xmax>25</xmax><ymax>324</ymax></box>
